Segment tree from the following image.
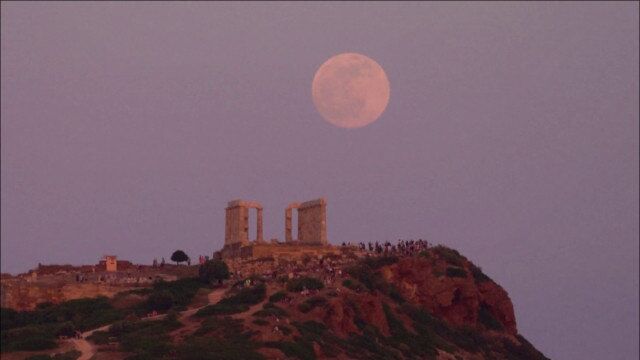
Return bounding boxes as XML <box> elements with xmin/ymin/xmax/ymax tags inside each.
<box><xmin>171</xmin><ymin>250</ymin><xmax>189</xmax><ymax>265</ymax></box>
<box><xmin>199</xmin><ymin>259</ymin><xmax>230</xmax><ymax>285</ymax></box>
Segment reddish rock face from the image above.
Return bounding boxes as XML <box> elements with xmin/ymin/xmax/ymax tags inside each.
<box><xmin>351</xmin><ymin>292</ymin><xmax>391</xmax><ymax>336</ymax></box>
<box><xmin>382</xmin><ymin>252</ymin><xmax>517</xmax><ymax>335</ymax></box>
<box><xmin>316</xmin><ymin>248</ymin><xmax>517</xmax><ymax>342</ymax></box>
<box><xmin>323</xmin><ymin>296</ymin><xmax>360</xmax><ymax>337</ymax></box>
<box><xmin>478</xmin><ymin>281</ymin><xmax>517</xmax><ymax>333</ymax></box>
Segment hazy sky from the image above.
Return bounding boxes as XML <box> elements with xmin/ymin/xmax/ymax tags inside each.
<box><xmin>1</xmin><ymin>2</ymin><xmax>638</xmax><ymax>359</ymax></box>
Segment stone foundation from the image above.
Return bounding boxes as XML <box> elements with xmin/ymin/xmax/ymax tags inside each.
<box><xmin>221</xmin><ymin>242</ymin><xmax>339</xmax><ymax>261</ymax></box>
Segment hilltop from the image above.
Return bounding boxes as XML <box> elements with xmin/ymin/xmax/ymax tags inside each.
<box><xmin>1</xmin><ymin>245</ymin><xmax>549</xmax><ymax>360</ymax></box>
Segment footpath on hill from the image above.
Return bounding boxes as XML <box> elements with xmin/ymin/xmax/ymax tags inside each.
<box><xmin>69</xmin><ymin>287</ymin><xmax>227</xmax><ymax>360</ymax></box>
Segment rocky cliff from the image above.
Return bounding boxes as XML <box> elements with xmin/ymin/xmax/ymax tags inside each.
<box><xmin>269</xmin><ymin>247</ymin><xmax>547</xmax><ymax>359</ymax></box>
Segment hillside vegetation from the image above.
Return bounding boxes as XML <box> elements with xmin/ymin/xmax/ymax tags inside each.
<box><xmin>1</xmin><ymin>246</ymin><xmax>549</xmax><ymax>359</ymax></box>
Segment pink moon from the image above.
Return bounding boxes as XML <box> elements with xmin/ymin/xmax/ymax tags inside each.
<box><xmin>312</xmin><ymin>53</ymin><xmax>390</xmax><ymax>129</ymax></box>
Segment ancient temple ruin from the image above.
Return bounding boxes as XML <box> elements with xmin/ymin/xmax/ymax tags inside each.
<box><xmin>224</xmin><ymin>200</ymin><xmax>264</xmax><ymax>246</ymax></box>
<box><xmin>285</xmin><ymin>198</ymin><xmax>327</xmax><ymax>245</ymax></box>
<box><xmin>222</xmin><ymin>197</ymin><xmax>333</xmax><ymax>259</ymax></box>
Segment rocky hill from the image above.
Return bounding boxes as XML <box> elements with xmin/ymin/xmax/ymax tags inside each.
<box><xmin>0</xmin><ymin>246</ymin><xmax>548</xmax><ymax>360</ymax></box>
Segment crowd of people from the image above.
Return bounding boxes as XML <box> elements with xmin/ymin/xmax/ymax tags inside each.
<box><xmin>341</xmin><ymin>238</ymin><xmax>430</xmax><ymax>257</ymax></box>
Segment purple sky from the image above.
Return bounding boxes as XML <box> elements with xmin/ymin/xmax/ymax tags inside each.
<box><xmin>1</xmin><ymin>2</ymin><xmax>638</xmax><ymax>359</ymax></box>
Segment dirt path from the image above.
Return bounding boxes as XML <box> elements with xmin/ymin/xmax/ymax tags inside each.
<box><xmin>70</xmin><ymin>324</ymin><xmax>111</xmax><ymax>360</ymax></box>
<box><xmin>69</xmin><ymin>288</ymin><xmax>226</xmax><ymax>360</ymax></box>
<box><xmin>170</xmin><ymin>288</ymin><xmax>227</xmax><ymax>342</ymax></box>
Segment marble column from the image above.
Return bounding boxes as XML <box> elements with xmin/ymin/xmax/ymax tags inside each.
<box><xmin>257</xmin><ymin>208</ymin><xmax>264</xmax><ymax>242</ymax></box>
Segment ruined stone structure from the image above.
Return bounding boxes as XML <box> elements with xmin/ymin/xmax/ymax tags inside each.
<box><xmin>285</xmin><ymin>198</ymin><xmax>327</xmax><ymax>245</ymax></box>
<box><xmin>297</xmin><ymin>198</ymin><xmax>328</xmax><ymax>245</ymax></box>
<box><xmin>225</xmin><ymin>200</ymin><xmax>264</xmax><ymax>246</ymax></box>
<box><xmin>223</xmin><ymin>197</ymin><xmax>329</xmax><ymax>259</ymax></box>
<box><xmin>104</xmin><ymin>255</ymin><xmax>117</xmax><ymax>272</ymax></box>
<box><xmin>285</xmin><ymin>202</ymin><xmax>300</xmax><ymax>242</ymax></box>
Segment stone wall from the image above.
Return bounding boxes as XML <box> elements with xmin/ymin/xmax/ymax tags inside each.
<box><xmin>222</xmin><ymin>242</ymin><xmax>339</xmax><ymax>261</ymax></box>
<box><xmin>298</xmin><ymin>198</ymin><xmax>328</xmax><ymax>245</ymax></box>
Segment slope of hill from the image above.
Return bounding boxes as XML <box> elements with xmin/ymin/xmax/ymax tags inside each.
<box><xmin>1</xmin><ymin>246</ymin><xmax>549</xmax><ymax>360</ymax></box>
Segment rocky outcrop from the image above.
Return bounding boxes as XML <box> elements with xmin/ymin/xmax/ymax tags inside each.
<box><xmin>307</xmin><ymin>247</ymin><xmax>518</xmax><ymax>351</ymax></box>
<box><xmin>266</xmin><ymin>247</ymin><xmax>550</xmax><ymax>359</ymax></box>
<box><xmin>380</xmin><ymin>249</ymin><xmax>517</xmax><ymax>334</ymax></box>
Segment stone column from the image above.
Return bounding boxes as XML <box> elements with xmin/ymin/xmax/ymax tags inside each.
<box><xmin>285</xmin><ymin>207</ymin><xmax>292</xmax><ymax>242</ymax></box>
<box><xmin>257</xmin><ymin>208</ymin><xmax>264</xmax><ymax>242</ymax></box>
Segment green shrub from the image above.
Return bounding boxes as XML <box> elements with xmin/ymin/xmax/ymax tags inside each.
<box><xmin>145</xmin><ymin>290</ymin><xmax>175</xmax><ymax>311</ymax></box>
<box><xmin>433</xmin><ymin>246</ymin><xmax>466</xmax><ymax>267</ymax></box>
<box><xmin>264</xmin><ymin>339</ymin><xmax>315</xmax><ymax>360</ymax></box>
<box><xmin>478</xmin><ymin>303</ymin><xmax>504</xmax><ymax>331</ymax></box>
<box><xmin>87</xmin><ymin>330</ymin><xmax>111</xmax><ymax>345</ymax></box>
<box><xmin>166</xmin><ymin>309</ymin><xmax>179</xmax><ymax>322</ymax></box>
<box><xmin>502</xmin><ymin>335</ymin><xmax>550</xmax><ymax>360</ymax></box>
<box><xmin>342</xmin><ymin>279</ymin><xmax>365</xmax><ymax>292</ymax></box>
<box><xmin>343</xmin><ymin>325</ymin><xmax>402</xmax><ymax>359</ymax></box>
<box><xmin>345</xmin><ymin>261</ymin><xmax>404</xmax><ymax>304</ymax></box>
<box><xmin>101</xmin><ymin>317</ymin><xmax>181</xmax><ymax>359</ymax></box>
<box><xmin>1</xmin><ymin>307</ymin><xmax>20</xmax><ymax>330</ymax></box>
<box><xmin>253</xmin><ymin>302</ymin><xmax>288</xmax><ymax>318</ymax></box>
<box><xmin>294</xmin><ymin>320</ymin><xmax>327</xmax><ymax>338</ymax></box>
<box><xmin>362</xmin><ymin>255</ymin><xmax>399</xmax><ymax>269</ymax></box>
<box><xmin>196</xmin><ymin>283</ymin><xmax>265</xmax><ymax>317</ymax></box>
<box><xmin>139</xmin><ymin>277</ymin><xmax>203</xmax><ymax>314</ymax></box>
<box><xmin>382</xmin><ymin>302</ymin><xmax>409</xmax><ymax>338</ymax></box>
<box><xmin>177</xmin><ymin>336</ymin><xmax>265</xmax><ymax>360</ymax></box>
<box><xmin>297</xmin><ymin>296</ymin><xmax>327</xmax><ymax>313</ymax></box>
<box><xmin>286</xmin><ymin>277</ymin><xmax>324</xmax><ymax>292</ymax></box>
<box><xmin>470</xmin><ymin>265</ymin><xmax>491</xmax><ymax>283</ymax></box>
<box><xmin>345</xmin><ymin>264</ymin><xmax>377</xmax><ymax>290</ymax></box>
<box><xmin>445</xmin><ymin>267</ymin><xmax>468</xmax><ymax>278</ymax></box>
<box><xmin>448</xmin><ymin>325</ymin><xmax>486</xmax><ymax>353</ymax></box>
<box><xmin>387</xmin><ymin>285</ymin><xmax>406</xmax><ymax>304</ymax></box>
<box><xmin>2</xmin><ymin>297</ymin><xmax>123</xmax><ymax>332</ymax></box>
<box><xmin>280</xmin><ymin>325</ymin><xmax>292</xmax><ymax>336</ymax></box>
<box><xmin>1</xmin><ymin>324</ymin><xmax>58</xmax><ymax>351</ymax></box>
<box><xmin>269</xmin><ymin>291</ymin><xmax>288</xmax><ymax>303</ymax></box>
<box><xmin>183</xmin><ymin>317</ymin><xmax>264</xmax><ymax>360</ymax></box>
<box><xmin>199</xmin><ymin>259</ymin><xmax>230</xmax><ymax>284</ymax></box>
<box><xmin>220</xmin><ymin>283</ymin><xmax>266</xmax><ymax>306</ymax></box>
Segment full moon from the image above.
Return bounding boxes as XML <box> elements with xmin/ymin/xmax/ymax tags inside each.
<box><xmin>312</xmin><ymin>53</ymin><xmax>390</xmax><ymax>129</ymax></box>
